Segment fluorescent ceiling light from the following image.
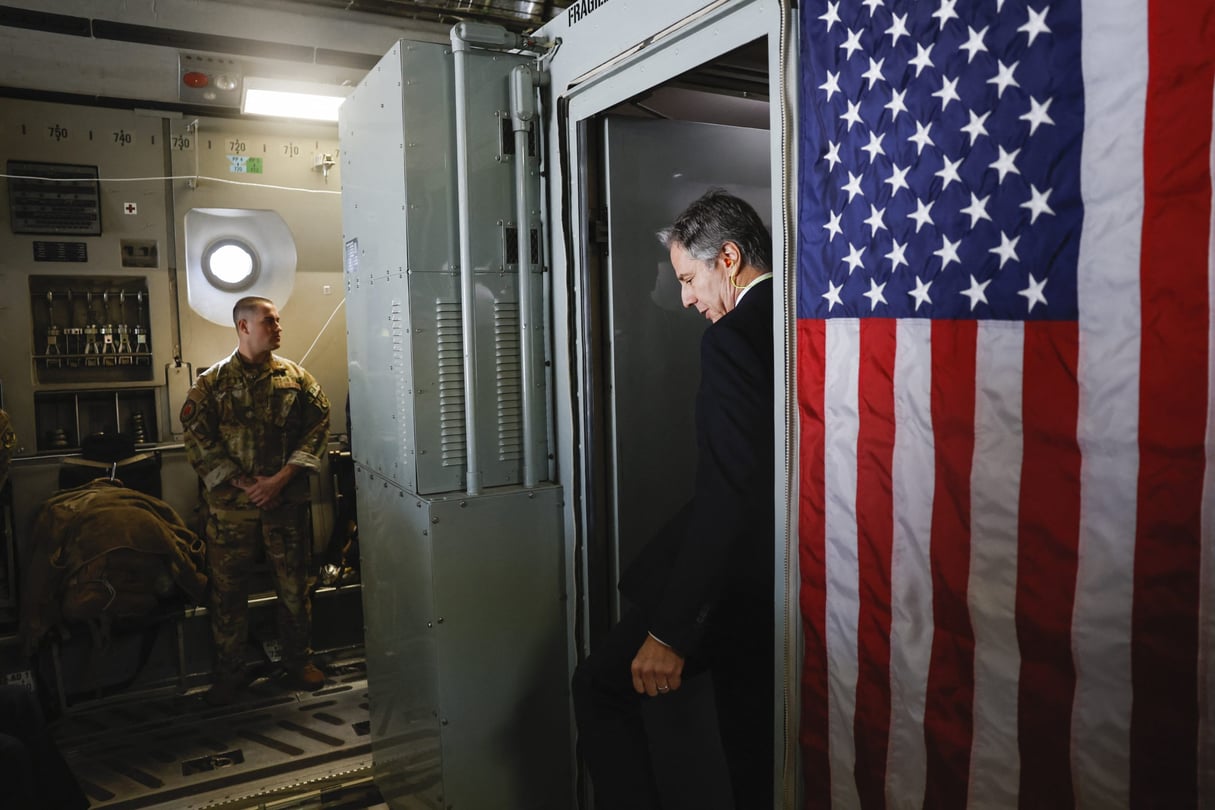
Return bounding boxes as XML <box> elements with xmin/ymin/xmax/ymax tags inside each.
<box><xmin>242</xmin><ymin>77</ymin><xmax>350</xmax><ymax>122</ymax></box>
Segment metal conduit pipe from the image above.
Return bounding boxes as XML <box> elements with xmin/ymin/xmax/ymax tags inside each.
<box><xmin>451</xmin><ymin>22</ymin><xmax>519</xmax><ymax>495</ymax></box>
<box><xmin>510</xmin><ymin>63</ymin><xmax>541</xmax><ymax>487</ymax></box>
<box><xmin>450</xmin><ymin>21</ymin><xmax>547</xmax><ymax>494</ymax></box>
<box><xmin>450</xmin><ymin>29</ymin><xmax>480</xmax><ymax>495</ymax></box>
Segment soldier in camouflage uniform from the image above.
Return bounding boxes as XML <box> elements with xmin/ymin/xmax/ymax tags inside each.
<box><xmin>181</xmin><ymin>296</ymin><xmax>331</xmax><ymax>704</ymax></box>
<box><xmin>0</xmin><ymin>409</ymin><xmax>15</xmax><ymax>492</ymax></box>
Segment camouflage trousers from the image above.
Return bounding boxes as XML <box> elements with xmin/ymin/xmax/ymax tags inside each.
<box><xmin>206</xmin><ymin>503</ymin><xmax>313</xmax><ymax>676</ymax></box>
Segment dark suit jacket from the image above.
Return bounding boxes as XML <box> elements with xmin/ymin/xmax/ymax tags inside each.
<box><xmin>619</xmin><ymin>277</ymin><xmax>775</xmax><ymax>655</ymax></box>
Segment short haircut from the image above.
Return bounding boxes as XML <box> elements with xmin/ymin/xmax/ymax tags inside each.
<box><xmin>657</xmin><ymin>188</ymin><xmax>772</xmax><ymax>272</ymax></box>
<box><xmin>232</xmin><ymin>296</ymin><xmax>274</xmax><ymax>326</ymax></box>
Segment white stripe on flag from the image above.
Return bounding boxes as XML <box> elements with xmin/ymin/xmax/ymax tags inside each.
<box><xmin>825</xmin><ymin>318</ymin><xmax>862</xmax><ymax>810</ymax></box>
<box><xmin>1200</xmin><ymin>75</ymin><xmax>1215</xmax><ymax>810</ymax></box>
<box><xmin>886</xmin><ymin>319</ymin><xmax>934</xmax><ymax>810</ymax></box>
<box><xmin>1073</xmin><ymin>0</ymin><xmax>1146</xmax><ymax>807</ymax></box>
<box><xmin>966</xmin><ymin>321</ymin><xmax>1025</xmax><ymax>810</ymax></box>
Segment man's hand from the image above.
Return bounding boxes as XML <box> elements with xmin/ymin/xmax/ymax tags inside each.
<box><xmin>244</xmin><ymin>472</ymin><xmax>287</xmax><ymax>508</ymax></box>
<box><xmin>232</xmin><ymin>466</ymin><xmax>298</xmax><ymax>509</ymax></box>
<box><xmin>631</xmin><ymin>634</ymin><xmax>684</xmax><ymax>697</ymax></box>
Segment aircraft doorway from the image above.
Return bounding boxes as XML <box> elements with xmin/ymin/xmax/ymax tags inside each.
<box><xmin>578</xmin><ymin>38</ymin><xmax>773</xmax><ymax>638</ymax></box>
<box><xmin>569</xmin><ymin>34</ymin><xmax>778</xmax><ymax>807</ymax></box>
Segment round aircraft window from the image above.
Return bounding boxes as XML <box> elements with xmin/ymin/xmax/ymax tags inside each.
<box><xmin>202</xmin><ymin>239</ymin><xmax>260</xmax><ymax>291</ymax></box>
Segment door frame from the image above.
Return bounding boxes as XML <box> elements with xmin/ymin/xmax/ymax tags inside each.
<box><xmin>536</xmin><ymin>1</ymin><xmax>800</xmax><ymax>805</ymax></box>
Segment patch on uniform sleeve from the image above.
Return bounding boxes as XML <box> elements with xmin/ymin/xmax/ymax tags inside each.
<box><xmin>180</xmin><ymin>391</ymin><xmax>203</xmax><ymax>425</ymax></box>
<box><xmin>306</xmin><ymin>382</ymin><xmax>322</xmax><ymax>399</ymax></box>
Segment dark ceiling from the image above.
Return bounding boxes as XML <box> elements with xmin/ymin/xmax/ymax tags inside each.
<box><xmin>256</xmin><ymin>0</ymin><xmax>573</xmax><ymax>32</ymax></box>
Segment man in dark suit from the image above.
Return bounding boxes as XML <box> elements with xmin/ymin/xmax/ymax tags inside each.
<box><xmin>573</xmin><ymin>189</ymin><xmax>775</xmax><ymax>809</ymax></box>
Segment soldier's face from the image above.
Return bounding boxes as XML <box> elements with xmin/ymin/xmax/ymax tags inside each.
<box><xmin>244</xmin><ymin>304</ymin><xmax>282</xmax><ymax>354</ymax></box>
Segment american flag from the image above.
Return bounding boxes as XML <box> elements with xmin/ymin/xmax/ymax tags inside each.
<box><xmin>796</xmin><ymin>0</ymin><xmax>1215</xmax><ymax>808</ymax></box>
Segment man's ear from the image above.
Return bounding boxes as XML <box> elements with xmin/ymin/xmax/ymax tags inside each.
<box><xmin>721</xmin><ymin>240</ymin><xmax>742</xmax><ymax>267</ymax></box>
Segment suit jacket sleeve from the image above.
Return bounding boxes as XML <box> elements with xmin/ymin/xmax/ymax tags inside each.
<box><xmin>648</xmin><ymin>304</ymin><xmax>772</xmax><ymax>653</ymax></box>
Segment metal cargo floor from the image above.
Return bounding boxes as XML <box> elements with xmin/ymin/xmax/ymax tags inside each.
<box><xmin>54</xmin><ymin>658</ymin><xmax>387</xmax><ymax>809</ymax></box>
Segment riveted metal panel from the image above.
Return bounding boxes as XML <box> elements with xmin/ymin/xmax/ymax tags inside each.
<box><xmin>405</xmin><ymin>269</ymin><xmax>543</xmax><ymax>494</ymax></box>
<box><xmin>428</xmin><ymin>485</ymin><xmax>569</xmax><ymax>809</ymax></box>
<box><xmin>357</xmin><ymin>474</ymin><xmax>569</xmax><ymax>808</ymax></box>
<box><xmin>340</xmin><ymin>41</ymin><xmax>456</xmax><ymax>284</ymax></box>
<box><xmin>460</xmin><ymin>49</ymin><xmax>533</xmax><ymax>275</ymax></box>
<box><xmin>341</xmin><ymin>40</ymin><xmax>547</xmax><ymax>496</ymax></box>
<box><xmin>354</xmin><ymin>467</ymin><xmax>443</xmax><ymax>809</ymax></box>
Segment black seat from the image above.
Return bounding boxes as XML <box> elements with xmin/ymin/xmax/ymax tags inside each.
<box><xmin>58</xmin><ymin>432</ymin><xmax>161</xmax><ymax>498</ymax></box>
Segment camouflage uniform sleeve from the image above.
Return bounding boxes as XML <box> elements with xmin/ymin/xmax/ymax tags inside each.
<box><xmin>0</xmin><ymin>409</ymin><xmax>16</xmax><ymax>491</ymax></box>
<box><xmin>286</xmin><ymin>369</ymin><xmax>330</xmax><ymax>472</ymax></box>
<box><xmin>181</xmin><ymin>372</ymin><xmax>242</xmax><ymax>491</ymax></box>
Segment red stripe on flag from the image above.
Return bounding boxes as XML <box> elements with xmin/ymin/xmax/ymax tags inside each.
<box><xmin>1016</xmin><ymin>322</ymin><xmax>1080</xmax><ymax>810</ymax></box>
<box><xmin>797</xmin><ymin>318</ymin><xmax>831</xmax><ymax>810</ymax></box>
<box><xmin>1132</xmin><ymin>1</ymin><xmax>1213</xmax><ymax>804</ymax></box>
<box><xmin>854</xmin><ymin>319</ymin><xmax>896</xmax><ymax>810</ymax></box>
<box><xmin>922</xmin><ymin>320</ymin><xmax>977</xmax><ymax>810</ymax></box>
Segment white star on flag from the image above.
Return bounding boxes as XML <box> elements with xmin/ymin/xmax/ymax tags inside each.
<box><xmin>861</xmin><ymin>131</ymin><xmax>886</xmax><ymax>161</ymax></box>
<box><xmin>885</xmin><ymin>163</ymin><xmax>911</xmax><ymax>194</ymax></box>
<box><xmin>933</xmin><ymin>76</ymin><xmax>962</xmax><ymax>110</ymax></box>
<box><xmin>886</xmin><ymin>88</ymin><xmax>908</xmax><ymax>121</ymax></box>
<box><xmin>909</xmin><ymin>121</ymin><xmax>935</xmax><ymax>154</ymax></box>
<box><xmin>886</xmin><ymin>12</ymin><xmax>910</xmax><ymax>46</ymax></box>
<box><xmin>822</xmin><ymin>278</ymin><xmax>844</xmax><ymax>310</ymax></box>
<box><xmin>820</xmin><ymin>70</ymin><xmax>842</xmax><ymax>100</ymax></box>
<box><xmin>961</xmin><ymin>109</ymin><xmax>991</xmax><ymax>145</ymax></box>
<box><xmin>1021</xmin><ymin>97</ymin><xmax>1055</xmax><ymax>134</ymax></box>
<box><xmin>989</xmin><ymin>146</ymin><xmax>1021</xmax><ymax>183</ymax></box>
<box><xmin>824</xmin><ymin>141</ymin><xmax>842</xmax><ymax>170</ymax></box>
<box><xmin>886</xmin><ymin>239</ymin><xmax>909</xmax><ymax>271</ymax></box>
<box><xmin>932</xmin><ymin>0</ymin><xmax>959</xmax><ymax>29</ymax></box>
<box><xmin>960</xmin><ymin>25</ymin><xmax>990</xmax><ymax>62</ymax></box>
<box><xmin>987</xmin><ymin>60</ymin><xmax>1020</xmax><ymax>98</ymax></box>
<box><xmin>863</xmin><ymin>277</ymin><xmax>888</xmax><ymax>310</ymax></box>
<box><xmin>863</xmin><ymin>57</ymin><xmax>887</xmax><ymax>89</ymax></box>
<box><xmin>840</xmin><ymin>28</ymin><xmax>864</xmax><ymax>59</ymax></box>
<box><xmin>865</xmin><ymin>204</ymin><xmax>888</xmax><ymax>236</ymax></box>
<box><xmin>843</xmin><ymin>242</ymin><xmax>866</xmax><ymax>273</ymax></box>
<box><xmin>841</xmin><ymin>171</ymin><xmax>865</xmax><ymax>202</ymax></box>
<box><xmin>1021</xmin><ymin>184</ymin><xmax>1055</xmax><ymax>223</ymax></box>
<box><xmin>841</xmin><ymin>100</ymin><xmax>864</xmax><ymax>130</ymax></box>
<box><xmin>989</xmin><ymin>230</ymin><xmax>1021</xmax><ymax>268</ymax></box>
<box><xmin>818</xmin><ymin>1</ymin><xmax>840</xmax><ymax>30</ymax></box>
<box><xmin>936</xmin><ymin>155</ymin><xmax>964</xmax><ymax>189</ymax></box>
<box><xmin>907</xmin><ymin>275</ymin><xmax>933</xmax><ymax>310</ymax></box>
<box><xmin>824</xmin><ymin>210</ymin><xmax>844</xmax><ymax>241</ymax></box>
<box><xmin>961</xmin><ymin>192</ymin><xmax>993</xmax><ymax>227</ymax></box>
<box><xmin>909</xmin><ymin>42</ymin><xmax>935</xmax><ymax>76</ymax></box>
<box><xmin>1019</xmin><ymin>6</ymin><xmax>1051</xmax><ymax>45</ymax></box>
<box><xmin>934</xmin><ymin>235</ymin><xmax>961</xmax><ymax>269</ymax></box>
<box><xmin>1018</xmin><ymin>272</ymin><xmax>1049</xmax><ymax>312</ymax></box>
<box><xmin>908</xmin><ymin>198</ymin><xmax>935</xmax><ymax>232</ymax></box>
<box><xmin>961</xmin><ymin>274</ymin><xmax>992</xmax><ymax>310</ymax></box>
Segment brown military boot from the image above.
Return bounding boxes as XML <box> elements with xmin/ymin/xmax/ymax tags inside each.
<box><xmin>287</xmin><ymin>662</ymin><xmax>326</xmax><ymax>691</ymax></box>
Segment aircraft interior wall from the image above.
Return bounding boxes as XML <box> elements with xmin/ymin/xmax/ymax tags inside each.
<box><xmin>0</xmin><ymin>93</ymin><xmax>368</xmax><ymax>807</ymax></box>
<box><xmin>0</xmin><ymin>93</ymin><xmax>354</xmax><ymax>689</ymax></box>
<box><xmin>0</xmin><ymin>100</ymin><xmax>349</xmax><ymax>458</ymax></box>
<box><xmin>0</xmin><ymin>1</ymin><xmax>796</xmax><ymax>805</ymax></box>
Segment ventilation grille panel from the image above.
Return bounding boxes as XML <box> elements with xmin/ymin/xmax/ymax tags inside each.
<box><xmin>494</xmin><ymin>302</ymin><xmax>522</xmax><ymax>462</ymax></box>
<box><xmin>435</xmin><ymin>299</ymin><xmax>465</xmax><ymax>467</ymax></box>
